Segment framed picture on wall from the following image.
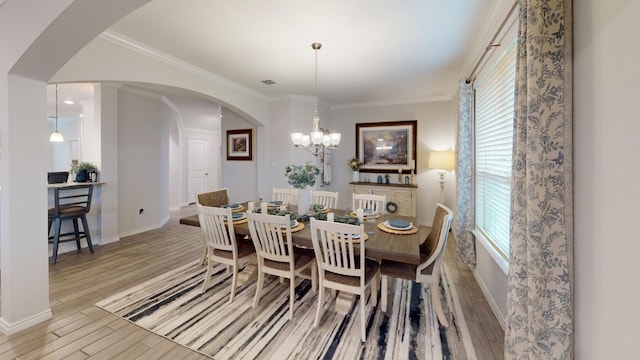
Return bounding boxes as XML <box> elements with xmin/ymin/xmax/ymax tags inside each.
<box><xmin>356</xmin><ymin>120</ymin><xmax>417</xmax><ymax>173</ymax></box>
<box><xmin>226</xmin><ymin>129</ymin><xmax>253</xmax><ymax>161</ymax></box>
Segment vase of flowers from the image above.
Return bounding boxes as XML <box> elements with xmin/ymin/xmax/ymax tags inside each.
<box><xmin>284</xmin><ymin>162</ymin><xmax>320</xmax><ymax>212</ymax></box>
<box><xmin>349</xmin><ymin>157</ymin><xmax>363</xmax><ymax>183</ymax></box>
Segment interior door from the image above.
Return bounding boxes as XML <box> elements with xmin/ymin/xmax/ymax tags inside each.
<box><xmin>187</xmin><ymin>137</ymin><xmax>210</xmax><ymax>204</ymax></box>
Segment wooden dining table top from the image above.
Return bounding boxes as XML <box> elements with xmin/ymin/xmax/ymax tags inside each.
<box><xmin>180</xmin><ymin>203</ymin><xmax>422</xmax><ymax>265</ymax></box>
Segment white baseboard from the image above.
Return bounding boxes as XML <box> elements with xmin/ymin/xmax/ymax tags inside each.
<box><xmin>101</xmin><ymin>235</ymin><xmax>120</xmax><ymax>245</ymax></box>
<box><xmin>118</xmin><ymin>216</ymin><xmax>170</xmax><ymax>239</ymax></box>
<box><xmin>0</xmin><ymin>308</ymin><xmax>52</xmax><ymax>335</ymax></box>
<box><xmin>472</xmin><ymin>267</ymin><xmax>507</xmax><ymax>330</ymax></box>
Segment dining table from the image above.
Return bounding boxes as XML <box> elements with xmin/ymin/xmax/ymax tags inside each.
<box><xmin>180</xmin><ymin>202</ymin><xmax>423</xmax><ymax>313</ymax></box>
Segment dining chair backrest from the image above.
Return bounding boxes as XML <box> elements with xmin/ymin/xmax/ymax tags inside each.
<box><xmin>309</xmin><ymin>190</ymin><xmax>339</xmax><ymax>209</ymax></box>
<box><xmin>272</xmin><ymin>188</ymin><xmax>299</xmax><ymax>205</ymax></box>
<box><xmin>416</xmin><ymin>203</ymin><xmax>454</xmax><ymax>281</ymax></box>
<box><xmin>352</xmin><ymin>193</ymin><xmax>386</xmax><ymax>214</ymax></box>
<box><xmin>247</xmin><ymin>211</ymin><xmax>294</xmax><ymax>264</ymax></box>
<box><xmin>197</xmin><ymin>188</ymin><xmax>229</xmax><ymax>207</ymax></box>
<box><xmin>197</xmin><ymin>204</ymin><xmax>236</xmax><ymax>254</ymax></box>
<box><xmin>310</xmin><ymin>218</ymin><xmax>366</xmax><ymax>282</ymax></box>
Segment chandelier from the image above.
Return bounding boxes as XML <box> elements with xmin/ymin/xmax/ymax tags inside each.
<box><xmin>290</xmin><ymin>42</ymin><xmax>341</xmax><ymax>156</ymax></box>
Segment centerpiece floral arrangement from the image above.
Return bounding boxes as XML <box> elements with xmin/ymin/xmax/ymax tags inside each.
<box><xmin>284</xmin><ymin>162</ymin><xmax>320</xmax><ymax>189</ymax></box>
<box><xmin>349</xmin><ymin>157</ymin><xmax>363</xmax><ymax>171</ymax></box>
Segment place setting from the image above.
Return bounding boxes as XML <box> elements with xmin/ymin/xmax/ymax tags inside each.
<box><xmin>221</xmin><ymin>203</ymin><xmax>245</xmax><ymax>212</ymax></box>
<box><xmin>348</xmin><ymin>208</ymin><xmax>380</xmax><ymax>219</ymax></box>
<box><xmin>280</xmin><ymin>217</ymin><xmax>305</xmax><ymax>233</ymax></box>
<box><xmin>224</xmin><ymin>211</ymin><xmax>248</xmax><ymax>225</ymax></box>
<box><xmin>378</xmin><ymin>218</ymin><xmax>418</xmax><ymax>234</ymax></box>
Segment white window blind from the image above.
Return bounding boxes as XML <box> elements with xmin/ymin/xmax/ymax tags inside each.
<box><xmin>474</xmin><ymin>38</ymin><xmax>517</xmax><ymax>259</ymax></box>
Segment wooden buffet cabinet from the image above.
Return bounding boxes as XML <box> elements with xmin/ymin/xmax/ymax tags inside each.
<box><xmin>350</xmin><ymin>182</ymin><xmax>417</xmax><ymax>217</ymax></box>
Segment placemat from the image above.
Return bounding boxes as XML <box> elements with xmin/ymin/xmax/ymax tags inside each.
<box><xmin>224</xmin><ymin>218</ymin><xmax>248</xmax><ymax>225</ymax></box>
<box><xmin>232</xmin><ymin>206</ymin><xmax>245</xmax><ymax>212</ymax></box>
<box><xmin>281</xmin><ymin>222</ymin><xmax>305</xmax><ymax>233</ymax></box>
<box><xmin>378</xmin><ymin>222</ymin><xmax>418</xmax><ymax>234</ymax></box>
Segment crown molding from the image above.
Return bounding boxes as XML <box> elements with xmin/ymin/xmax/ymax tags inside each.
<box><xmin>330</xmin><ymin>95</ymin><xmax>453</xmax><ymax>110</ymax></box>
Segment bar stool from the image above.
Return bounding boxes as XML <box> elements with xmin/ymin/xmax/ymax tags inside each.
<box><xmin>48</xmin><ymin>184</ymin><xmax>94</xmax><ymax>264</ymax></box>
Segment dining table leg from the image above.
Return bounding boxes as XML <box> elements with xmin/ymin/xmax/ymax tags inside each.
<box><xmin>237</xmin><ymin>263</ymin><xmax>258</xmax><ymax>285</ymax></box>
<box><xmin>335</xmin><ymin>292</ymin><xmax>355</xmax><ymax>314</ymax></box>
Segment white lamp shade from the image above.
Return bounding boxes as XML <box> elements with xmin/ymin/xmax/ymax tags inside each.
<box><xmin>291</xmin><ymin>132</ymin><xmax>303</xmax><ymax>145</ymax></box>
<box><xmin>427</xmin><ymin>151</ymin><xmax>456</xmax><ymax>170</ymax></box>
<box><xmin>301</xmin><ymin>134</ymin><xmax>311</xmax><ymax>146</ymax></box>
<box><xmin>322</xmin><ymin>134</ymin><xmax>331</xmax><ymax>146</ymax></box>
<box><xmin>310</xmin><ymin>131</ymin><xmax>323</xmax><ymax>145</ymax></box>
<box><xmin>49</xmin><ymin>130</ymin><xmax>64</xmax><ymax>142</ymax></box>
<box><xmin>330</xmin><ymin>133</ymin><xmax>341</xmax><ymax>146</ymax></box>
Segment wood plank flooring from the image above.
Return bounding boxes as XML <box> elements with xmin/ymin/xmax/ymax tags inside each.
<box><xmin>0</xmin><ymin>206</ymin><xmax>504</xmax><ymax>359</ymax></box>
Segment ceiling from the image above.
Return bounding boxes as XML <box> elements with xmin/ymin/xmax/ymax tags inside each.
<box><xmin>49</xmin><ymin>0</ymin><xmax>497</xmax><ymax>118</ymax></box>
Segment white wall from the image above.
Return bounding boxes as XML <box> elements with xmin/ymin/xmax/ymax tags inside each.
<box><xmin>329</xmin><ymin>100</ymin><xmax>456</xmax><ymax>225</ymax></box>
<box><xmin>117</xmin><ymin>89</ymin><xmax>170</xmax><ymax>236</ymax></box>
<box><xmin>574</xmin><ymin>0</ymin><xmax>640</xmax><ymax>358</ymax></box>
<box><xmin>221</xmin><ymin>108</ymin><xmax>258</xmax><ymax>202</ymax></box>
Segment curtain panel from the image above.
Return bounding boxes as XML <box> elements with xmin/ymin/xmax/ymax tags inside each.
<box><xmin>455</xmin><ymin>79</ymin><xmax>476</xmax><ymax>265</ymax></box>
<box><xmin>505</xmin><ymin>0</ymin><xmax>574</xmax><ymax>359</ymax></box>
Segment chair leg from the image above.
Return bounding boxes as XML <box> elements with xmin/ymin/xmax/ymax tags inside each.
<box><xmin>288</xmin><ymin>272</ymin><xmax>296</xmax><ymax>320</ymax></box>
<box><xmin>80</xmin><ymin>215</ymin><xmax>94</xmax><ymax>253</ymax></box>
<box><xmin>201</xmin><ymin>259</ymin><xmax>213</xmax><ymax>293</ymax></box>
<box><xmin>311</xmin><ymin>261</ymin><xmax>318</xmax><ymax>292</ymax></box>
<box><xmin>253</xmin><ymin>266</ymin><xmax>264</xmax><ymax>308</ymax></box>
<box><xmin>371</xmin><ymin>272</ymin><xmax>379</xmax><ymax>307</ymax></box>
<box><xmin>314</xmin><ymin>284</ymin><xmax>324</xmax><ymax>328</ymax></box>
<box><xmin>431</xmin><ymin>283</ymin><xmax>449</xmax><ymax>327</ymax></box>
<box><xmin>199</xmin><ymin>245</ymin><xmax>207</xmax><ymax>266</ymax></box>
<box><xmin>360</xmin><ymin>291</ymin><xmax>367</xmax><ymax>342</ymax></box>
<box><xmin>381</xmin><ymin>275</ymin><xmax>388</xmax><ymax>312</ymax></box>
<box><xmin>230</xmin><ymin>263</ymin><xmax>239</xmax><ymax>303</ymax></box>
<box><xmin>51</xmin><ymin>218</ymin><xmax>62</xmax><ymax>265</ymax></box>
<box><xmin>72</xmin><ymin>218</ymin><xmax>81</xmax><ymax>249</ymax></box>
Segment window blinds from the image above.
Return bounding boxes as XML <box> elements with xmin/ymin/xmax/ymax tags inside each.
<box><xmin>474</xmin><ymin>38</ymin><xmax>517</xmax><ymax>258</ymax></box>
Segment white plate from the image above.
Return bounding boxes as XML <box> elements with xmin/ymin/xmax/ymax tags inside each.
<box><xmin>279</xmin><ymin>220</ymin><xmax>298</xmax><ymax>228</ymax></box>
<box><xmin>384</xmin><ymin>220</ymin><xmax>412</xmax><ymax>231</ymax></box>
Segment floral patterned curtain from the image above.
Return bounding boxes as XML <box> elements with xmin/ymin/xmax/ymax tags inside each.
<box><xmin>505</xmin><ymin>0</ymin><xmax>573</xmax><ymax>358</ymax></box>
<box><xmin>455</xmin><ymin>79</ymin><xmax>475</xmax><ymax>265</ymax></box>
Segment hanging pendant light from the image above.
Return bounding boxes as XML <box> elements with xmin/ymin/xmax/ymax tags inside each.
<box><xmin>290</xmin><ymin>42</ymin><xmax>341</xmax><ymax>156</ymax></box>
<box><xmin>49</xmin><ymin>84</ymin><xmax>64</xmax><ymax>142</ymax></box>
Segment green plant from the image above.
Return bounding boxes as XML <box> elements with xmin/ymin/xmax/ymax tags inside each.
<box><xmin>70</xmin><ymin>161</ymin><xmax>98</xmax><ymax>174</ymax></box>
<box><xmin>284</xmin><ymin>162</ymin><xmax>320</xmax><ymax>189</ymax></box>
<box><xmin>348</xmin><ymin>157</ymin><xmax>363</xmax><ymax>171</ymax></box>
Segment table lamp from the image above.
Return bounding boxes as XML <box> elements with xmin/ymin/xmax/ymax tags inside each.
<box><xmin>427</xmin><ymin>151</ymin><xmax>456</xmax><ymax>204</ymax></box>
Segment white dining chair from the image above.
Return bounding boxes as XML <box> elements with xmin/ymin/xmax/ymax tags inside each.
<box><xmin>197</xmin><ymin>204</ymin><xmax>256</xmax><ymax>302</ymax></box>
<box><xmin>247</xmin><ymin>211</ymin><xmax>317</xmax><ymax>319</ymax></box>
<box><xmin>379</xmin><ymin>203</ymin><xmax>454</xmax><ymax>326</ymax></box>
<box><xmin>272</xmin><ymin>188</ymin><xmax>299</xmax><ymax>205</ymax></box>
<box><xmin>309</xmin><ymin>190</ymin><xmax>339</xmax><ymax>209</ymax></box>
<box><xmin>195</xmin><ymin>188</ymin><xmax>230</xmax><ymax>265</ymax></box>
<box><xmin>309</xmin><ymin>218</ymin><xmax>379</xmax><ymax>342</ymax></box>
<box><xmin>352</xmin><ymin>193</ymin><xmax>386</xmax><ymax>214</ymax></box>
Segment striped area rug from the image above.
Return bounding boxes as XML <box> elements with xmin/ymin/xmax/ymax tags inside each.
<box><xmin>96</xmin><ymin>261</ymin><xmax>475</xmax><ymax>359</ymax></box>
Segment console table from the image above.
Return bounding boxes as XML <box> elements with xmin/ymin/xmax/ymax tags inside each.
<box><xmin>350</xmin><ymin>182</ymin><xmax>417</xmax><ymax>217</ymax></box>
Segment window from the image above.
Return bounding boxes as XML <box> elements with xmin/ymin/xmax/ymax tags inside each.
<box><xmin>474</xmin><ymin>37</ymin><xmax>517</xmax><ymax>259</ymax></box>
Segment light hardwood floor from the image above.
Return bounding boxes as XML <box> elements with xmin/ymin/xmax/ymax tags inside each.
<box><xmin>0</xmin><ymin>206</ymin><xmax>504</xmax><ymax>359</ymax></box>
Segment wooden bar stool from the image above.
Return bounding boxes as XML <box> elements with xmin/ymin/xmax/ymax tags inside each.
<box><xmin>48</xmin><ymin>184</ymin><xmax>94</xmax><ymax>264</ymax></box>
